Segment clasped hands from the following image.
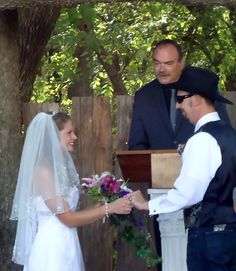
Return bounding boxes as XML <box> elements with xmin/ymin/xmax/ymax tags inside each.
<box><xmin>110</xmin><ymin>190</ymin><xmax>149</xmax><ymax>215</ymax></box>
<box><xmin>125</xmin><ymin>190</ymin><xmax>149</xmax><ymax>211</ymax></box>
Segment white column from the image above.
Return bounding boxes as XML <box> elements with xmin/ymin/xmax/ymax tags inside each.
<box><xmin>148</xmin><ymin>189</ymin><xmax>187</xmax><ymax>271</ymax></box>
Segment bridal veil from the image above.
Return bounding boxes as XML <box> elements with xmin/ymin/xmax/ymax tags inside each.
<box><xmin>10</xmin><ymin>112</ymin><xmax>79</xmax><ymax>265</ymax></box>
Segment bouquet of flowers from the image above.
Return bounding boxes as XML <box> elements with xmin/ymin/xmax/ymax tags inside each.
<box><xmin>81</xmin><ymin>172</ymin><xmax>161</xmax><ymax>268</ymax></box>
<box><xmin>81</xmin><ymin>171</ymin><xmax>132</xmax><ymax>204</ymax></box>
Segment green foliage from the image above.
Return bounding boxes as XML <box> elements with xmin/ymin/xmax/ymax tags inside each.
<box><xmin>121</xmin><ymin>224</ymin><xmax>162</xmax><ymax>268</ymax></box>
<box><xmin>108</xmin><ymin>212</ymin><xmax>161</xmax><ymax>268</ymax></box>
<box><xmin>33</xmin><ymin>2</ymin><xmax>236</xmax><ymax>105</ymax></box>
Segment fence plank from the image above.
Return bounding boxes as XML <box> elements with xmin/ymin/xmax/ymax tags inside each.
<box><xmin>72</xmin><ymin>97</ymin><xmax>114</xmax><ymax>271</ymax></box>
<box><xmin>93</xmin><ymin>97</ymin><xmax>113</xmax><ymax>173</ymax></box>
<box><xmin>22</xmin><ymin>102</ymin><xmax>60</xmax><ymax>128</ymax></box>
<box><xmin>72</xmin><ymin>96</ymin><xmax>113</xmax><ymax>177</ymax></box>
<box><xmin>115</xmin><ymin>95</ymin><xmax>134</xmax><ymax>150</ymax></box>
<box><xmin>72</xmin><ymin>97</ymin><xmax>96</xmax><ymax>178</ymax></box>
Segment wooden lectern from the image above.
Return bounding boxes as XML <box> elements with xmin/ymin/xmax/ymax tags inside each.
<box><xmin>116</xmin><ymin>150</ymin><xmax>187</xmax><ymax>271</ymax></box>
<box><xmin>116</xmin><ymin>149</ymin><xmax>181</xmax><ymax>188</ymax></box>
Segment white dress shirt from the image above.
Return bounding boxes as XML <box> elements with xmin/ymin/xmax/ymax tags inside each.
<box><xmin>149</xmin><ymin>112</ymin><xmax>222</xmax><ymax>215</ymax></box>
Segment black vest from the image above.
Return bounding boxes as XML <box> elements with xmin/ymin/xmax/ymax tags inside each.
<box><xmin>184</xmin><ymin>120</ymin><xmax>236</xmax><ymax>228</ymax></box>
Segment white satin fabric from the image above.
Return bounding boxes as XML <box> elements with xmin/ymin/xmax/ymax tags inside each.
<box><xmin>23</xmin><ymin>186</ymin><xmax>85</xmax><ymax>271</ymax></box>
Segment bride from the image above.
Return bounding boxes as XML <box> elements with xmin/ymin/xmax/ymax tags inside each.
<box><xmin>11</xmin><ymin>112</ymin><xmax>132</xmax><ymax>271</ymax></box>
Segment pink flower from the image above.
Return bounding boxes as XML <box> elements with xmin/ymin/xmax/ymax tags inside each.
<box><xmin>81</xmin><ymin>177</ymin><xmax>98</xmax><ymax>187</ymax></box>
<box><xmin>108</xmin><ymin>181</ymin><xmax>121</xmax><ymax>194</ymax></box>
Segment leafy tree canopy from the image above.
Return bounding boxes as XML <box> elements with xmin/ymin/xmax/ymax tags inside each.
<box><xmin>1</xmin><ymin>0</ymin><xmax>236</xmax><ymax>9</ymax></box>
<box><xmin>33</xmin><ymin>2</ymin><xmax>236</xmax><ymax>104</ymax></box>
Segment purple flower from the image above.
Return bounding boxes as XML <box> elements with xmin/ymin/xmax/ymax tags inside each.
<box><xmin>129</xmin><ymin>211</ymin><xmax>144</xmax><ymax>229</ymax></box>
<box><xmin>101</xmin><ymin>175</ymin><xmax>113</xmax><ymax>187</ymax></box>
<box><xmin>100</xmin><ymin>184</ymin><xmax>107</xmax><ymax>193</ymax></box>
<box><xmin>120</xmin><ymin>190</ymin><xmax>129</xmax><ymax>197</ymax></box>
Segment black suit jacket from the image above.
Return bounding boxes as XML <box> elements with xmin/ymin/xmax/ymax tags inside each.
<box><xmin>128</xmin><ymin>79</ymin><xmax>230</xmax><ymax>150</ymax></box>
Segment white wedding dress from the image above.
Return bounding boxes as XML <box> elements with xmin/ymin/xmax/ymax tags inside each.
<box><xmin>23</xmin><ymin>186</ymin><xmax>85</xmax><ymax>271</ymax></box>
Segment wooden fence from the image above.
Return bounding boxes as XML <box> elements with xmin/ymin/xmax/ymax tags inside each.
<box><xmin>22</xmin><ymin>93</ymin><xmax>236</xmax><ymax>271</ymax></box>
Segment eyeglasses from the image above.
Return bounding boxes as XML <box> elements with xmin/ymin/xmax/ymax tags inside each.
<box><xmin>176</xmin><ymin>94</ymin><xmax>194</xmax><ymax>104</ymax></box>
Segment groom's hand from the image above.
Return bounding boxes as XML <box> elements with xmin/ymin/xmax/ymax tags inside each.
<box><xmin>131</xmin><ymin>191</ymin><xmax>149</xmax><ymax>211</ymax></box>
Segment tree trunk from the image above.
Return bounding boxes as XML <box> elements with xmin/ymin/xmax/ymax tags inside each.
<box><xmin>0</xmin><ymin>10</ymin><xmax>22</xmax><ymax>271</ymax></box>
<box><xmin>67</xmin><ymin>45</ymin><xmax>93</xmax><ymax>97</ymax></box>
<box><xmin>97</xmin><ymin>49</ymin><xmax>128</xmax><ymax>95</ymax></box>
<box><xmin>18</xmin><ymin>6</ymin><xmax>61</xmax><ymax>102</ymax></box>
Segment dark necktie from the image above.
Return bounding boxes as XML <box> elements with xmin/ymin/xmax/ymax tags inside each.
<box><xmin>170</xmin><ymin>89</ymin><xmax>176</xmax><ymax>131</ymax></box>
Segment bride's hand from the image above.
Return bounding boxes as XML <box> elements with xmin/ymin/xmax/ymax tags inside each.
<box><xmin>108</xmin><ymin>196</ymin><xmax>132</xmax><ymax>215</ymax></box>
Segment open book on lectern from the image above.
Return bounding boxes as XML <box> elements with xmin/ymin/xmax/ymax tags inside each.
<box><xmin>116</xmin><ymin>150</ymin><xmax>181</xmax><ymax>189</ymax></box>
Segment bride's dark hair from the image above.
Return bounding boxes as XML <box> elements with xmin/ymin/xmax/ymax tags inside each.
<box><xmin>52</xmin><ymin>112</ymin><xmax>70</xmax><ymax>131</ymax></box>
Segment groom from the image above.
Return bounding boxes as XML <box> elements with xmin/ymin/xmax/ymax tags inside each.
<box><xmin>131</xmin><ymin>66</ymin><xmax>236</xmax><ymax>271</ymax></box>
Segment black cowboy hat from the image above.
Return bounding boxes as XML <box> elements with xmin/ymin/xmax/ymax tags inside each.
<box><xmin>173</xmin><ymin>66</ymin><xmax>233</xmax><ymax>105</ymax></box>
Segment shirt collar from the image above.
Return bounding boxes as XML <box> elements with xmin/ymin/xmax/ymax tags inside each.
<box><xmin>194</xmin><ymin>112</ymin><xmax>220</xmax><ymax>132</ymax></box>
